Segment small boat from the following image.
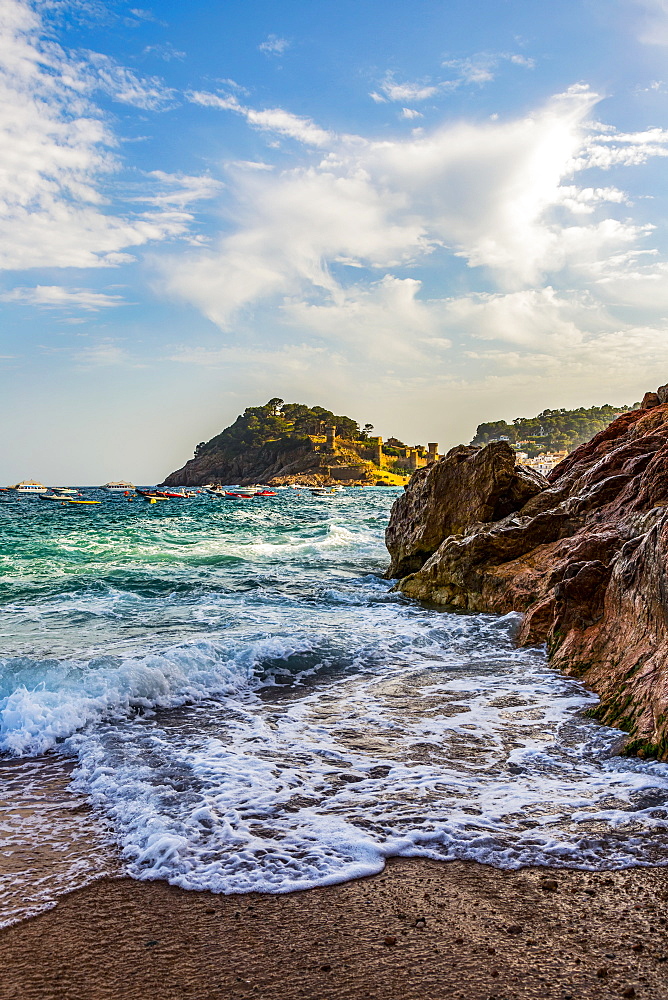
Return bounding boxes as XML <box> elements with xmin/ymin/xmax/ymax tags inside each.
<box><xmin>136</xmin><ymin>489</ymin><xmax>174</xmax><ymax>502</ymax></box>
<box><xmin>49</xmin><ymin>487</ymin><xmax>79</xmax><ymax>495</ymax></box>
<box><xmin>224</xmin><ymin>491</ymin><xmax>255</xmax><ymax>499</ymax></box>
<box><xmin>41</xmin><ymin>494</ymin><xmax>101</xmax><ymax>505</ymax></box>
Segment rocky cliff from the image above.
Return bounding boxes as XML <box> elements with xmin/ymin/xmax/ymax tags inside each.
<box><xmin>162</xmin><ymin>438</ymin><xmax>379</xmax><ymax>487</ymax></box>
<box><xmin>386</xmin><ymin>387</ymin><xmax>668</xmax><ymax>757</ymax></box>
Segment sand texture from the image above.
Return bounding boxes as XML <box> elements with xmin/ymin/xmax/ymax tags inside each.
<box><xmin>2</xmin><ymin>859</ymin><xmax>668</xmax><ymax>999</ymax></box>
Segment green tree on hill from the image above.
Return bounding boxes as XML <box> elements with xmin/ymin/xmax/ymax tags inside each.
<box><xmin>194</xmin><ymin>400</ymin><xmax>363</xmax><ymax>458</ymax></box>
<box><xmin>471</xmin><ymin>404</ymin><xmax>636</xmax><ymax>455</ymax></box>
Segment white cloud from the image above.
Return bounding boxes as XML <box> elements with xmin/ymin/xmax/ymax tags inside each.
<box><xmin>442</xmin><ymin>56</ymin><xmax>496</xmax><ymax>86</ymax></box>
<box><xmin>142</xmin><ymin>42</ymin><xmax>186</xmax><ymax>62</ymax></box>
<box><xmin>373</xmin><ymin>53</ymin><xmax>536</xmax><ymax>106</ymax></box>
<box><xmin>0</xmin><ymin>285</ymin><xmax>125</xmax><ymax>309</ymax></box>
<box><xmin>258</xmin><ymin>35</ymin><xmax>290</xmax><ymax>56</ymax></box>
<box><xmin>142</xmin><ymin>171</ymin><xmax>223</xmax><ymax>208</ymax></box>
<box><xmin>285</xmin><ymin>276</ymin><xmax>451</xmax><ymax>361</ymax></box>
<box><xmin>575</xmin><ymin>126</ymin><xmax>668</xmax><ymax>170</ymax></box>
<box><xmin>162</xmin><ymin>85</ymin><xmax>668</xmax><ymax>332</ymax></box>
<box><xmin>188</xmin><ymin>90</ymin><xmax>333</xmax><ymax>146</ymax></box>
<box><xmin>0</xmin><ymin>0</ymin><xmax>197</xmax><ymax>269</ymax></box>
<box><xmin>82</xmin><ymin>51</ymin><xmax>175</xmax><ymax>109</ymax></box>
<box><xmin>442</xmin><ymin>52</ymin><xmax>536</xmax><ymax>86</ymax></box>
<box><xmin>449</xmin><ymin>287</ymin><xmax>608</xmax><ymax>350</ymax></box>
<box><xmin>129</xmin><ymin>8</ymin><xmax>158</xmax><ymax>22</ymax></box>
<box><xmin>400</xmin><ymin>108</ymin><xmax>423</xmax><ymax>120</ymax></box>
<box><xmin>375</xmin><ymin>73</ymin><xmax>440</xmax><ymax>102</ymax></box>
<box><xmin>157</xmin><ymin>81</ymin><xmax>668</xmax><ymax>404</ymax></box>
<box><xmin>633</xmin><ymin>0</ymin><xmax>668</xmax><ymax>45</ymax></box>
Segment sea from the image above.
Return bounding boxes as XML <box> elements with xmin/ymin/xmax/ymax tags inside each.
<box><xmin>2</xmin><ymin>486</ymin><xmax>668</xmax><ymax>929</ymax></box>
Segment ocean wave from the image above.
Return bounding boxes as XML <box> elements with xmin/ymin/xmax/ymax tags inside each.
<box><xmin>0</xmin><ymin>635</ymin><xmax>324</xmax><ymax>757</ymax></box>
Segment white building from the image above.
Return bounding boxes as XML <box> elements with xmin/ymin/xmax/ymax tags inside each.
<box><xmin>520</xmin><ymin>453</ymin><xmax>567</xmax><ymax>477</ymax></box>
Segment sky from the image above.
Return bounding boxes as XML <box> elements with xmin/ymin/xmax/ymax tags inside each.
<box><xmin>2</xmin><ymin>0</ymin><xmax>668</xmax><ymax>482</ymax></box>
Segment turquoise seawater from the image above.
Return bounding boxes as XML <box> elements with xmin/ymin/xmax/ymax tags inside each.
<box><xmin>2</xmin><ymin>487</ymin><xmax>668</xmax><ymax>927</ymax></box>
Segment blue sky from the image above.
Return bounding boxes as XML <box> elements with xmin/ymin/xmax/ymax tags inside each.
<box><xmin>2</xmin><ymin>0</ymin><xmax>668</xmax><ymax>482</ymax></box>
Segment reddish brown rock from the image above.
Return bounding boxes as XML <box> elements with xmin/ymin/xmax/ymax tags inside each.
<box><xmin>385</xmin><ymin>442</ymin><xmax>548</xmax><ymax>578</ymax></box>
<box><xmin>386</xmin><ymin>393</ymin><xmax>668</xmax><ymax>755</ymax></box>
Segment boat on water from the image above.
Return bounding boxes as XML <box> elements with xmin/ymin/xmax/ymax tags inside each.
<box><xmin>49</xmin><ymin>487</ymin><xmax>79</xmax><ymax>494</ymax></box>
<box><xmin>11</xmin><ymin>480</ymin><xmax>48</xmax><ymax>494</ymax></box>
<box><xmin>41</xmin><ymin>494</ymin><xmax>101</xmax><ymax>505</ymax></box>
<box><xmin>137</xmin><ymin>493</ymin><xmax>171</xmax><ymax>504</ymax></box>
<box><xmin>102</xmin><ymin>481</ymin><xmax>135</xmax><ymax>492</ymax></box>
<box><xmin>136</xmin><ymin>489</ymin><xmax>181</xmax><ymax>501</ymax></box>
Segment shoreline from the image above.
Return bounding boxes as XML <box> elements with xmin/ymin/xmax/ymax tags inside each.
<box><xmin>2</xmin><ymin>858</ymin><xmax>668</xmax><ymax>999</ymax></box>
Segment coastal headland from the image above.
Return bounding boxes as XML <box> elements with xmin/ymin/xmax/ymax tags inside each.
<box><xmin>3</xmin><ymin>860</ymin><xmax>667</xmax><ymax>999</ymax></box>
<box><xmin>161</xmin><ymin>399</ymin><xmax>425</xmax><ymax>488</ymax></box>
<box><xmin>387</xmin><ymin>384</ymin><xmax>668</xmax><ymax>758</ymax></box>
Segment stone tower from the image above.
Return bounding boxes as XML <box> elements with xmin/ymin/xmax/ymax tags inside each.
<box><xmin>326</xmin><ymin>425</ymin><xmax>337</xmax><ymax>452</ymax></box>
<box><xmin>428</xmin><ymin>442</ymin><xmax>438</xmax><ymax>463</ymax></box>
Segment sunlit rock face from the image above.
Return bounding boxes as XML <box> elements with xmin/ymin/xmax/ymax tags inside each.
<box><xmin>385</xmin><ymin>441</ymin><xmax>548</xmax><ymax>579</ymax></box>
<box><xmin>386</xmin><ymin>392</ymin><xmax>668</xmax><ymax>756</ymax></box>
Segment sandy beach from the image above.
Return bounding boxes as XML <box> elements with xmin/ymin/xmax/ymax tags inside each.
<box><xmin>2</xmin><ymin>859</ymin><xmax>668</xmax><ymax>1000</ymax></box>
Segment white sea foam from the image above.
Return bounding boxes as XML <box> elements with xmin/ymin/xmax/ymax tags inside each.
<box><xmin>61</xmin><ymin>620</ymin><xmax>668</xmax><ymax>897</ymax></box>
<box><xmin>3</xmin><ymin>488</ymin><xmax>668</xmax><ymax>922</ymax></box>
<box><xmin>0</xmin><ymin>636</ymin><xmax>310</xmax><ymax>756</ymax></box>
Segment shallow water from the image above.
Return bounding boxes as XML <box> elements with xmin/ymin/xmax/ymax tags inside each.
<box><xmin>2</xmin><ymin>487</ymin><xmax>668</xmax><ymax>927</ymax></box>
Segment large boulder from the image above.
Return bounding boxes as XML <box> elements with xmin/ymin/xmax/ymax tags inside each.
<box><xmin>385</xmin><ymin>442</ymin><xmax>548</xmax><ymax>578</ymax></box>
<box><xmin>386</xmin><ymin>392</ymin><xmax>668</xmax><ymax>756</ymax></box>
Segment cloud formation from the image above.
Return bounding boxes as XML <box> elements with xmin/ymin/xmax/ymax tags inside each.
<box><xmin>188</xmin><ymin>90</ymin><xmax>333</xmax><ymax>146</ymax></box>
<box><xmin>0</xmin><ymin>286</ymin><xmax>126</xmax><ymax>309</ymax></box>
<box><xmin>371</xmin><ymin>52</ymin><xmax>535</xmax><ymax>104</ymax></box>
<box><xmin>633</xmin><ymin>0</ymin><xmax>668</xmax><ymax>45</ymax></box>
<box><xmin>159</xmin><ymin>82</ymin><xmax>668</xmax><ymax>386</ymax></box>
<box><xmin>258</xmin><ymin>35</ymin><xmax>290</xmax><ymax>56</ymax></box>
<box><xmin>0</xmin><ymin>0</ymin><xmax>206</xmax><ymax>270</ymax></box>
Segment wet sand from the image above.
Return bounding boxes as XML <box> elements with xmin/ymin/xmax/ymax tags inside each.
<box><xmin>2</xmin><ymin>859</ymin><xmax>668</xmax><ymax>1000</ymax></box>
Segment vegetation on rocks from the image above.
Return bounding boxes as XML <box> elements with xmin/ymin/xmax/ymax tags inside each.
<box><xmin>472</xmin><ymin>403</ymin><xmax>637</xmax><ymax>455</ymax></box>
<box><xmin>193</xmin><ymin>399</ymin><xmax>365</xmax><ymax>461</ymax></box>
<box><xmin>163</xmin><ymin>398</ymin><xmax>382</xmax><ymax>486</ymax></box>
